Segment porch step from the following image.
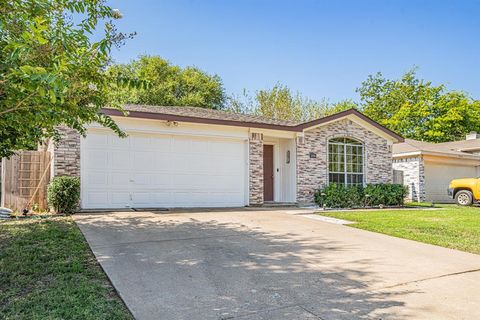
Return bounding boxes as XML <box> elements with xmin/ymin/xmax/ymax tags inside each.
<box><xmin>262</xmin><ymin>202</ymin><xmax>298</xmax><ymax>208</ymax></box>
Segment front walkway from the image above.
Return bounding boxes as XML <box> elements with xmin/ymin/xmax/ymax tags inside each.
<box><xmin>74</xmin><ymin>208</ymin><xmax>480</xmax><ymax>320</ymax></box>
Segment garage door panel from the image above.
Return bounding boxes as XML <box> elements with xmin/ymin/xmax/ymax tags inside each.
<box><xmin>131</xmin><ymin>192</ymin><xmax>151</xmax><ymax>205</ymax></box>
<box><xmin>86</xmin><ymin>192</ymin><xmax>109</xmax><ymax>207</ymax></box>
<box><xmin>151</xmin><ymin>136</ymin><xmax>171</xmax><ymax>150</ymax></box>
<box><xmin>110</xmin><ymin>172</ymin><xmax>130</xmax><ymax>186</ymax></box>
<box><xmin>85</xmin><ymin>133</ymin><xmax>108</xmax><ymax>148</ymax></box>
<box><xmin>133</xmin><ymin>151</ymin><xmax>156</xmax><ymax>171</ymax></box>
<box><xmin>109</xmin><ymin>150</ymin><xmax>131</xmax><ymax>169</ymax></box>
<box><xmin>82</xmin><ymin>131</ymin><xmax>246</xmax><ymax>209</ymax></box>
<box><xmin>87</xmin><ymin>171</ymin><xmax>108</xmax><ymax>187</ymax></box>
<box><xmin>86</xmin><ymin>149</ymin><xmax>108</xmax><ymax>168</ymax></box>
<box><xmin>150</xmin><ymin>173</ymin><xmax>172</xmax><ymax>186</ymax></box>
<box><xmin>130</xmin><ymin>136</ymin><xmax>151</xmax><ymax>149</ymax></box>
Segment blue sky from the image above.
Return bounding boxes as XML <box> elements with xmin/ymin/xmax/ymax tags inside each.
<box><xmin>109</xmin><ymin>0</ymin><xmax>480</xmax><ymax>102</ymax></box>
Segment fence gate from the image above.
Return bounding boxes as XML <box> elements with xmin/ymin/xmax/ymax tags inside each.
<box><xmin>1</xmin><ymin>151</ymin><xmax>51</xmax><ymax>212</ymax></box>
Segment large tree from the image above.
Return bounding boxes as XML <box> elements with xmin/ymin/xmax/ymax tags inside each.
<box><xmin>227</xmin><ymin>83</ymin><xmax>352</xmax><ymax>122</ymax></box>
<box><xmin>358</xmin><ymin>68</ymin><xmax>480</xmax><ymax>142</ymax></box>
<box><xmin>107</xmin><ymin>56</ymin><xmax>226</xmax><ymax>109</ymax></box>
<box><xmin>0</xmin><ymin>0</ymin><xmax>135</xmax><ymax>158</ymax></box>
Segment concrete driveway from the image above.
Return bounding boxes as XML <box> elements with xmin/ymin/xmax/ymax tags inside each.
<box><xmin>74</xmin><ymin>208</ymin><xmax>480</xmax><ymax>320</ymax></box>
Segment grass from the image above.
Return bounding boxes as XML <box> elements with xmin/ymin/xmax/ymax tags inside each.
<box><xmin>321</xmin><ymin>204</ymin><xmax>480</xmax><ymax>255</ymax></box>
<box><xmin>0</xmin><ymin>217</ymin><xmax>132</xmax><ymax>320</ymax></box>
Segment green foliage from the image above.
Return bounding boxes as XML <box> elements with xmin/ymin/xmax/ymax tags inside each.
<box><xmin>0</xmin><ymin>217</ymin><xmax>132</xmax><ymax>319</ymax></box>
<box><xmin>364</xmin><ymin>184</ymin><xmax>407</xmax><ymax>206</ymax></box>
<box><xmin>321</xmin><ymin>205</ymin><xmax>480</xmax><ymax>255</ymax></box>
<box><xmin>0</xmin><ymin>0</ymin><xmax>134</xmax><ymax>158</ymax></box>
<box><xmin>227</xmin><ymin>83</ymin><xmax>352</xmax><ymax>122</ymax></box>
<box><xmin>357</xmin><ymin>68</ymin><xmax>480</xmax><ymax>142</ymax></box>
<box><xmin>315</xmin><ymin>183</ymin><xmax>365</xmax><ymax>208</ymax></box>
<box><xmin>315</xmin><ymin>183</ymin><xmax>406</xmax><ymax>208</ymax></box>
<box><xmin>107</xmin><ymin>55</ymin><xmax>226</xmax><ymax>109</ymax></box>
<box><xmin>47</xmin><ymin>176</ymin><xmax>80</xmax><ymax>214</ymax></box>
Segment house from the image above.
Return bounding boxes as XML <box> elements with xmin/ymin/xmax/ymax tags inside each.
<box><xmin>45</xmin><ymin>105</ymin><xmax>402</xmax><ymax>209</ymax></box>
<box><xmin>392</xmin><ymin>133</ymin><xmax>480</xmax><ymax>203</ymax></box>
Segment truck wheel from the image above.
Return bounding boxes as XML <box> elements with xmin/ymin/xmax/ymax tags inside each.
<box><xmin>455</xmin><ymin>190</ymin><xmax>473</xmax><ymax>206</ymax></box>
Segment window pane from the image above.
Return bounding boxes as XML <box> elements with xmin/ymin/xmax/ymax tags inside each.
<box><xmin>329</xmin><ymin>173</ymin><xmax>345</xmax><ymax>184</ymax></box>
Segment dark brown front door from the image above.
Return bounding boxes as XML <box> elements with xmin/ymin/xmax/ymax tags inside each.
<box><xmin>263</xmin><ymin>145</ymin><xmax>274</xmax><ymax>202</ymax></box>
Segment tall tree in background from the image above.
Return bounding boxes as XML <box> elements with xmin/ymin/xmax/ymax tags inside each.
<box><xmin>108</xmin><ymin>56</ymin><xmax>226</xmax><ymax>109</ymax></box>
<box><xmin>0</xmin><ymin>0</ymin><xmax>135</xmax><ymax>158</ymax></box>
<box><xmin>227</xmin><ymin>83</ymin><xmax>352</xmax><ymax>122</ymax></box>
<box><xmin>358</xmin><ymin>68</ymin><xmax>480</xmax><ymax>142</ymax></box>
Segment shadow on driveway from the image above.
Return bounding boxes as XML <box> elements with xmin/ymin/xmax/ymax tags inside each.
<box><xmin>75</xmin><ymin>211</ymin><xmax>417</xmax><ymax>320</ymax></box>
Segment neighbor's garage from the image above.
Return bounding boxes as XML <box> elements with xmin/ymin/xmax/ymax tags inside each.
<box><xmin>424</xmin><ymin>161</ymin><xmax>478</xmax><ymax>203</ymax></box>
<box><xmin>80</xmin><ymin>129</ymin><xmax>247</xmax><ymax>209</ymax></box>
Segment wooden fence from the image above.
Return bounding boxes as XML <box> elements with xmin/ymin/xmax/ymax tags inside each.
<box><xmin>1</xmin><ymin>151</ymin><xmax>51</xmax><ymax>212</ymax></box>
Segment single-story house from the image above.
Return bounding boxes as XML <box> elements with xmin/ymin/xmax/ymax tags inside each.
<box><xmin>392</xmin><ymin>133</ymin><xmax>480</xmax><ymax>203</ymax></box>
<box><xmin>44</xmin><ymin>105</ymin><xmax>402</xmax><ymax>209</ymax></box>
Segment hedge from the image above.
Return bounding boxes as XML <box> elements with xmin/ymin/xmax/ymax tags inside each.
<box><xmin>314</xmin><ymin>183</ymin><xmax>407</xmax><ymax>208</ymax></box>
<box><xmin>47</xmin><ymin>176</ymin><xmax>80</xmax><ymax>214</ymax></box>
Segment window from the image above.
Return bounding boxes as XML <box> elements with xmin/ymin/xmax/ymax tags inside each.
<box><xmin>328</xmin><ymin>137</ymin><xmax>364</xmax><ymax>185</ymax></box>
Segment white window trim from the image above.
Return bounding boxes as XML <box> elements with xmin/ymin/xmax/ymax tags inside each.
<box><xmin>327</xmin><ymin>137</ymin><xmax>365</xmax><ymax>186</ymax></box>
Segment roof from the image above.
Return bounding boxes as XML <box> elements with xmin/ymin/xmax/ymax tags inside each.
<box><xmin>436</xmin><ymin>139</ymin><xmax>480</xmax><ymax>152</ymax></box>
<box><xmin>393</xmin><ymin>138</ymin><xmax>480</xmax><ymax>159</ymax></box>
<box><xmin>101</xmin><ymin>105</ymin><xmax>403</xmax><ymax>141</ymax></box>
<box><xmin>117</xmin><ymin>104</ymin><xmax>300</xmax><ymax>126</ymax></box>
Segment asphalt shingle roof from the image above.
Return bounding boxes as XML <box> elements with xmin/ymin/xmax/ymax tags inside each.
<box><xmin>393</xmin><ymin>138</ymin><xmax>480</xmax><ymax>157</ymax></box>
<box><xmin>117</xmin><ymin>105</ymin><xmax>301</xmax><ymax>126</ymax></box>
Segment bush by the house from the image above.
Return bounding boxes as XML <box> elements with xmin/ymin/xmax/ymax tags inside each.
<box><xmin>314</xmin><ymin>183</ymin><xmax>364</xmax><ymax>208</ymax></box>
<box><xmin>364</xmin><ymin>183</ymin><xmax>407</xmax><ymax>206</ymax></box>
<box><xmin>47</xmin><ymin>176</ymin><xmax>80</xmax><ymax>214</ymax></box>
<box><xmin>315</xmin><ymin>183</ymin><xmax>407</xmax><ymax>208</ymax></box>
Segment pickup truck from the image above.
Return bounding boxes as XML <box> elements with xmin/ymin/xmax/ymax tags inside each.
<box><xmin>448</xmin><ymin>178</ymin><xmax>479</xmax><ymax>206</ymax></box>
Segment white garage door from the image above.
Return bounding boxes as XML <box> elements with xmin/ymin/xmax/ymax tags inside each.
<box><xmin>424</xmin><ymin>162</ymin><xmax>477</xmax><ymax>203</ymax></box>
<box><xmin>81</xmin><ymin>130</ymin><xmax>247</xmax><ymax>209</ymax></box>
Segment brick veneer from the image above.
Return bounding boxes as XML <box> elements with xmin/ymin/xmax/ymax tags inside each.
<box><xmin>248</xmin><ymin>132</ymin><xmax>264</xmax><ymax>205</ymax></box>
<box><xmin>296</xmin><ymin>119</ymin><xmax>393</xmax><ymax>204</ymax></box>
<box><xmin>392</xmin><ymin>157</ymin><xmax>425</xmax><ymax>202</ymax></box>
<box><xmin>51</xmin><ymin>126</ymin><xmax>81</xmax><ymax>177</ymax></box>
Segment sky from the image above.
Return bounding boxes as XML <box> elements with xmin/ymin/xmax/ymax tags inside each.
<box><xmin>108</xmin><ymin>0</ymin><xmax>480</xmax><ymax>102</ymax></box>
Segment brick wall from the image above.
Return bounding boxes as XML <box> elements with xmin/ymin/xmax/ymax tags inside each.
<box><xmin>52</xmin><ymin>126</ymin><xmax>81</xmax><ymax>177</ymax></box>
<box><xmin>296</xmin><ymin>119</ymin><xmax>393</xmax><ymax>204</ymax></box>
<box><xmin>249</xmin><ymin>132</ymin><xmax>263</xmax><ymax>205</ymax></box>
<box><xmin>392</xmin><ymin>157</ymin><xmax>425</xmax><ymax>202</ymax></box>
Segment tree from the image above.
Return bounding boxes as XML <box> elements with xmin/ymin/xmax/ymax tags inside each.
<box><xmin>107</xmin><ymin>56</ymin><xmax>226</xmax><ymax>109</ymax></box>
<box><xmin>0</xmin><ymin>0</ymin><xmax>135</xmax><ymax>158</ymax></box>
<box><xmin>357</xmin><ymin>68</ymin><xmax>480</xmax><ymax>142</ymax></box>
<box><xmin>226</xmin><ymin>83</ymin><xmax>351</xmax><ymax>122</ymax></box>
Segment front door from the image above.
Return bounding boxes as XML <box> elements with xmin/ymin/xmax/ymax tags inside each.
<box><xmin>263</xmin><ymin>144</ymin><xmax>274</xmax><ymax>201</ymax></box>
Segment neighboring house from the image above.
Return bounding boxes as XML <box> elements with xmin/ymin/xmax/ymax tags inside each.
<box><xmin>45</xmin><ymin>106</ymin><xmax>402</xmax><ymax>209</ymax></box>
<box><xmin>392</xmin><ymin>133</ymin><xmax>480</xmax><ymax>203</ymax></box>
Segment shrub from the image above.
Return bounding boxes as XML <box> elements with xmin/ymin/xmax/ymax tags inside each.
<box><xmin>314</xmin><ymin>183</ymin><xmax>364</xmax><ymax>208</ymax></box>
<box><xmin>314</xmin><ymin>183</ymin><xmax>407</xmax><ymax>208</ymax></box>
<box><xmin>364</xmin><ymin>183</ymin><xmax>407</xmax><ymax>206</ymax></box>
<box><xmin>47</xmin><ymin>176</ymin><xmax>80</xmax><ymax>214</ymax></box>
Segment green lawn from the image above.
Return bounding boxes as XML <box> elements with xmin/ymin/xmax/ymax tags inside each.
<box><xmin>0</xmin><ymin>217</ymin><xmax>132</xmax><ymax>320</ymax></box>
<box><xmin>321</xmin><ymin>204</ymin><xmax>480</xmax><ymax>255</ymax></box>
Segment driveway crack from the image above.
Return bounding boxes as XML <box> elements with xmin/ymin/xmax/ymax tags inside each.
<box><xmin>379</xmin><ymin>267</ymin><xmax>480</xmax><ymax>290</ymax></box>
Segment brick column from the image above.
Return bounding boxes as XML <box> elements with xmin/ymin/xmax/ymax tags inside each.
<box><xmin>53</xmin><ymin>126</ymin><xmax>81</xmax><ymax>177</ymax></box>
<box><xmin>249</xmin><ymin>132</ymin><xmax>263</xmax><ymax>205</ymax></box>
